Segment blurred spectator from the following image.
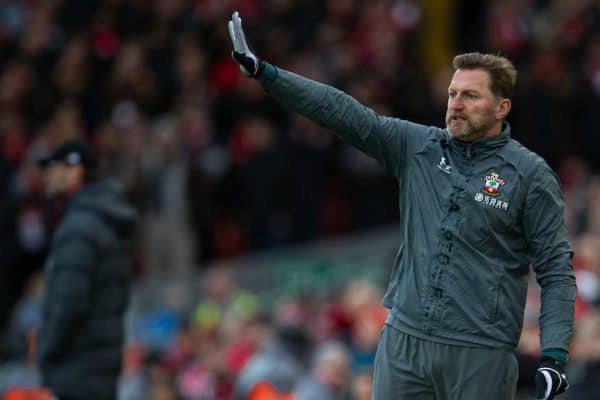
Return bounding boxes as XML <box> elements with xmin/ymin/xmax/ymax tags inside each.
<box><xmin>564</xmin><ymin>311</ymin><xmax>600</xmax><ymax>399</ymax></box>
<box><xmin>139</xmin><ymin>115</ymin><xmax>195</xmax><ymax>274</ymax></box>
<box><xmin>574</xmin><ymin>234</ymin><xmax>600</xmax><ymax>307</ymax></box>
<box><xmin>343</xmin><ymin>287</ymin><xmax>387</xmax><ymax>370</ymax></box>
<box><xmin>293</xmin><ymin>341</ymin><xmax>352</xmax><ymax>400</ymax></box>
<box><xmin>0</xmin><ymin>145</ymin><xmax>47</xmax><ymax>337</ymax></box>
<box><xmin>234</xmin><ymin>323</ymin><xmax>310</xmax><ymax>399</ymax></box>
<box><xmin>351</xmin><ymin>370</ymin><xmax>374</xmax><ymax>400</ymax></box>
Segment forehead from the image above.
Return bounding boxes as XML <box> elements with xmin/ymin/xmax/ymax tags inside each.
<box><xmin>449</xmin><ymin>68</ymin><xmax>492</xmax><ymax>93</ymax></box>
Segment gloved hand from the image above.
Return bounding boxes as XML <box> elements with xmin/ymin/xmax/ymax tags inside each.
<box><xmin>227</xmin><ymin>11</ymin><xmax>265</xmax><ymax>77</ymax></box>
<box><xmin>535</xmin><ymin>357</ymin><xmax>569</xmax><ymax>399</ymax></box>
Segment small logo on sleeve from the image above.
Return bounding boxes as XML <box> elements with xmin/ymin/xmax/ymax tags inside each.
<box><xmin>436</xmin><ymin>157</ymin><xmax>452</xmax><ymax>174</ymax></box>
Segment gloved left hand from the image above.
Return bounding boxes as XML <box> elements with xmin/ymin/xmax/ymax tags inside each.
<box><xmin>227</xmin><ymin>11</ymin><xmax>265</xmax><ymax>77</ymax></box>
<box><xmin>535</xmin><ymin>357</ymin><xmax>569</xmax><ymax>399</ymax></box>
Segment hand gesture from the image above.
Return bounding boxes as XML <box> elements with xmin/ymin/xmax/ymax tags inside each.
<box><xmin>227</xmin><ymin>11</ymin><xmax>263</xmax><ymax>77</ymax></box>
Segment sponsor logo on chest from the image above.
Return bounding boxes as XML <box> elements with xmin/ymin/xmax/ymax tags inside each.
<box><xmin>474</xmin><ymin>171</ymin><xmax>510</xmax><ymax>211</ymax></box>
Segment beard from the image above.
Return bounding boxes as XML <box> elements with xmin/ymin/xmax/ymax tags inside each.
<box><xmin>446</xmin><ymin>108</ymin><xmax>497</xmax><ymax>141</ymax></box>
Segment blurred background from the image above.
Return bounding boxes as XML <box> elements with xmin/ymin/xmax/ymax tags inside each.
<box><xmin>0</xmin><ymin>0</ymin><xmax>599</xmax><ymax>399</ymax></box>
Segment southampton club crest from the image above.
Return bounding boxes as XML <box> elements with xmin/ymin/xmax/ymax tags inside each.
<box><xmin>474</xmin><ymin>171</ymin><xmax>510</xmax><ymax>211</ymax></box>
<box><xmin>481</xmin><ymin>172</ymin><xmax>505</xmax><ymax>196</ymax></box>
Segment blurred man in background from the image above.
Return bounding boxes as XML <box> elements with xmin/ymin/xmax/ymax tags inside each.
<box><xmin>228</xmin><ymin>11</ymin><xmax>576</xmax><ymax>400</ymax></box>
<box><xmin>293</xmin><ymin>341</ymin><xmax>352</xmax><ymax>400</ymax></box>
<box><xmin>234</xmin><ymin>323</ymin><xmax>310</xmax><ymax>398</ymax></box>
<box><xmin>36</xmin><ymin>139</ymin><xmax>137</xmax><ymax>400</ymax></box>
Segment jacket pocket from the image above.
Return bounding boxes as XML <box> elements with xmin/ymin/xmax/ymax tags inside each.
<box><xmin>442</xmin><ymin>271</ymin><xmax>497</xmax><ymax>335</ymax></box>
<box><xmin>488</xmin><ymin>280</ymin><xmax>500</xmax><ymax>324</ymax></box>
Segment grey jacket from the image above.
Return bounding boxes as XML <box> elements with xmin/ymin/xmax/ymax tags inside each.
<box><xmin>258</xmin><ymin>65</ymin><xmax>576</xmax><ymax>353</ymax></box>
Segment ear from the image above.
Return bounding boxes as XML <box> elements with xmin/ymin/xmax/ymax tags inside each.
<box><xmin>496</xmin><ymin>98</ymin><xmax>511</xmax><ymax>120</ymax></box>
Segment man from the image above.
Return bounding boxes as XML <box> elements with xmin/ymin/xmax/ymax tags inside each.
<box><xmin>227</xmin><ymin>12</ymin><xmax>576</xmax><ymax>400</ymax></box>
<box><xmin>234</xmin><ymin>323</ymin><xmax>310</xmax><ymax>399</ymax></box>
<box><xmin>293</xmin><ymin>341</ymin><xmax>352</xmax><ymax>400</ymax></box>
<box><xmin>36</xmin><ymin>139</ymin><xmax>137</xmax><ymax>400</ymax></box>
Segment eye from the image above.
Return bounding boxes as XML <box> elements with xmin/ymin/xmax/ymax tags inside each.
<box><xmin>448</xmin><ymin>91</ymin><xmax>456</xmax><ymax>98</ymax></box>
<box><xmin>467</xmin><ymin>93</ymin><xmax>478</xmax><ymax>100</ymax></box>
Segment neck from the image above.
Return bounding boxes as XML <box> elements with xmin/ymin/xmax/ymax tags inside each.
<box><xmin>48</xmin><ymin>186</ymin><xmax>81</xmax><ymax>227</ymax></box>
<box><xmin>481</xmin><ymin>121</ymin><xmax>504</xmax><ymax>139</ymax></box>
<box><xmin>66</xmin><ymin>181</ymin><xmax>85</xmax><ymax>198</ymax></box>
<box><xmin>58</xmin><ymin>181</ymin><xmax>85</xmax><ymax>203</ymax></box>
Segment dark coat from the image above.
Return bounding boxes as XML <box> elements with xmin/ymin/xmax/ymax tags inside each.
<box><xmin>38</xmin><ymin>179</ymin><xmax>137</xmax><ymax>400</ymax></box>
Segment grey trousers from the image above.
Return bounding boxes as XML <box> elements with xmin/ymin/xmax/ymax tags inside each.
<box><xmin>372</xmin><ymin>324</ymin><xmax>519</xmax><ymax>400</ymax></box>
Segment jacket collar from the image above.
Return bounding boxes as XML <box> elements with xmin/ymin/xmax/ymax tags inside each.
<box><xmin>447</xmin><ymin>122</ymin><xmax>511</xmax><ymax>160</ymax></box>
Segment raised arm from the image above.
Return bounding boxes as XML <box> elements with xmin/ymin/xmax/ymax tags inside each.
<box><xmin>227</xmin><ymin>11</ymin><xmax>433</xmax><ymax>178</ymax></box>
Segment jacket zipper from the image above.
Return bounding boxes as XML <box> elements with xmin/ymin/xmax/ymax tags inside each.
<box><xmin>465</xmin><ymin>145</ymin><xmax>472</xmax><ymax>159</ymax></box>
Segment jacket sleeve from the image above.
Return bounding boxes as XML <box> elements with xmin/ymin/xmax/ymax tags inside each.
<box><xmin>257</xmin><ymin>65</ymin><xmax>430</xmax><ymax>179</ymax></box>
<box><xmin>523</xmin><ymin>163</ymin><xmax>576</xmax><ymax>354</ymax></box>
<box><xmin>38</xmin><ymin>233</ymin><xmax>95</xmax><ymax>363</ymax></box>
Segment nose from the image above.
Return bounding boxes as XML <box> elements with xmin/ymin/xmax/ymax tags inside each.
<box><xmin>449</xmin><ymin>96</ymin><xmax>464</xmax><ymax>111</ymax></box>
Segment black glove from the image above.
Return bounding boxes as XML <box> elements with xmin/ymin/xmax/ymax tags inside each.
<box><xmin>535</xmin><ymin>357</ymin><xmax>569</xmax><ymax>399</ymax></box>
<box><xmin>227</xmin><ymin>11</ymin><xmax>265</xmax><ymax>77</ymax></box>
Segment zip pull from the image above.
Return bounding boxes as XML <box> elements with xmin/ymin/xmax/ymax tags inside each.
<box><xmin>465</xmin><ymin>145</ymin><xmax>472</xmax><ymax>159</ymax></box>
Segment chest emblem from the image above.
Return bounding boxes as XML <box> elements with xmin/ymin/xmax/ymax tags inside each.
<box><xmin>475</xmin><ymin>171</ymin><xmax>510</xmax><ymax>211</ymax></box>
<box><xmin>481</xmin><ymin>172</ymin><xmax>505</xmax><ymax>196</ymax></box>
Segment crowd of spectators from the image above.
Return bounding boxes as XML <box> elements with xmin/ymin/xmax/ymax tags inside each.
<box><xmin>114</xmin><ymin>270</ymin><xmax>387</xmax><ymax>400</ymax></box>
<box><xmin>0</xmin><ymin>0</ymin><xmax>599</xmax><ymax>398</ymax></box>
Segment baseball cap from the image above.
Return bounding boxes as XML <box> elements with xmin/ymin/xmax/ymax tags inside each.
<box><xmin>37</xmin><ymin>138</ymin><xmax>99</xmax><ymax>170</ymax></box>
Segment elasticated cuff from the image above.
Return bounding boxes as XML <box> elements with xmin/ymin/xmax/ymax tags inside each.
<box><xmin>256</xmin><ymin>62</ymin><xmax>278</xmax><ymax>87</ymax></box>
<box><xmin>541</xmin><ymin>348</ymin><xmax>568</xmax><ymax>363</ymax></box>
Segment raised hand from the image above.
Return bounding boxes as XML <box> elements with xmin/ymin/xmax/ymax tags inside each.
<box><xmin>227</xmin><ymin>11</ymin><xmax>264</xmax><ymax>77</ymax></box>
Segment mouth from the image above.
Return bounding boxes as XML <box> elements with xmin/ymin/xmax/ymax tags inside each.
<box><xmin>450</xmin><ymin>115</ymin><xmax>467</xmax><ymax>122</ymax></box>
